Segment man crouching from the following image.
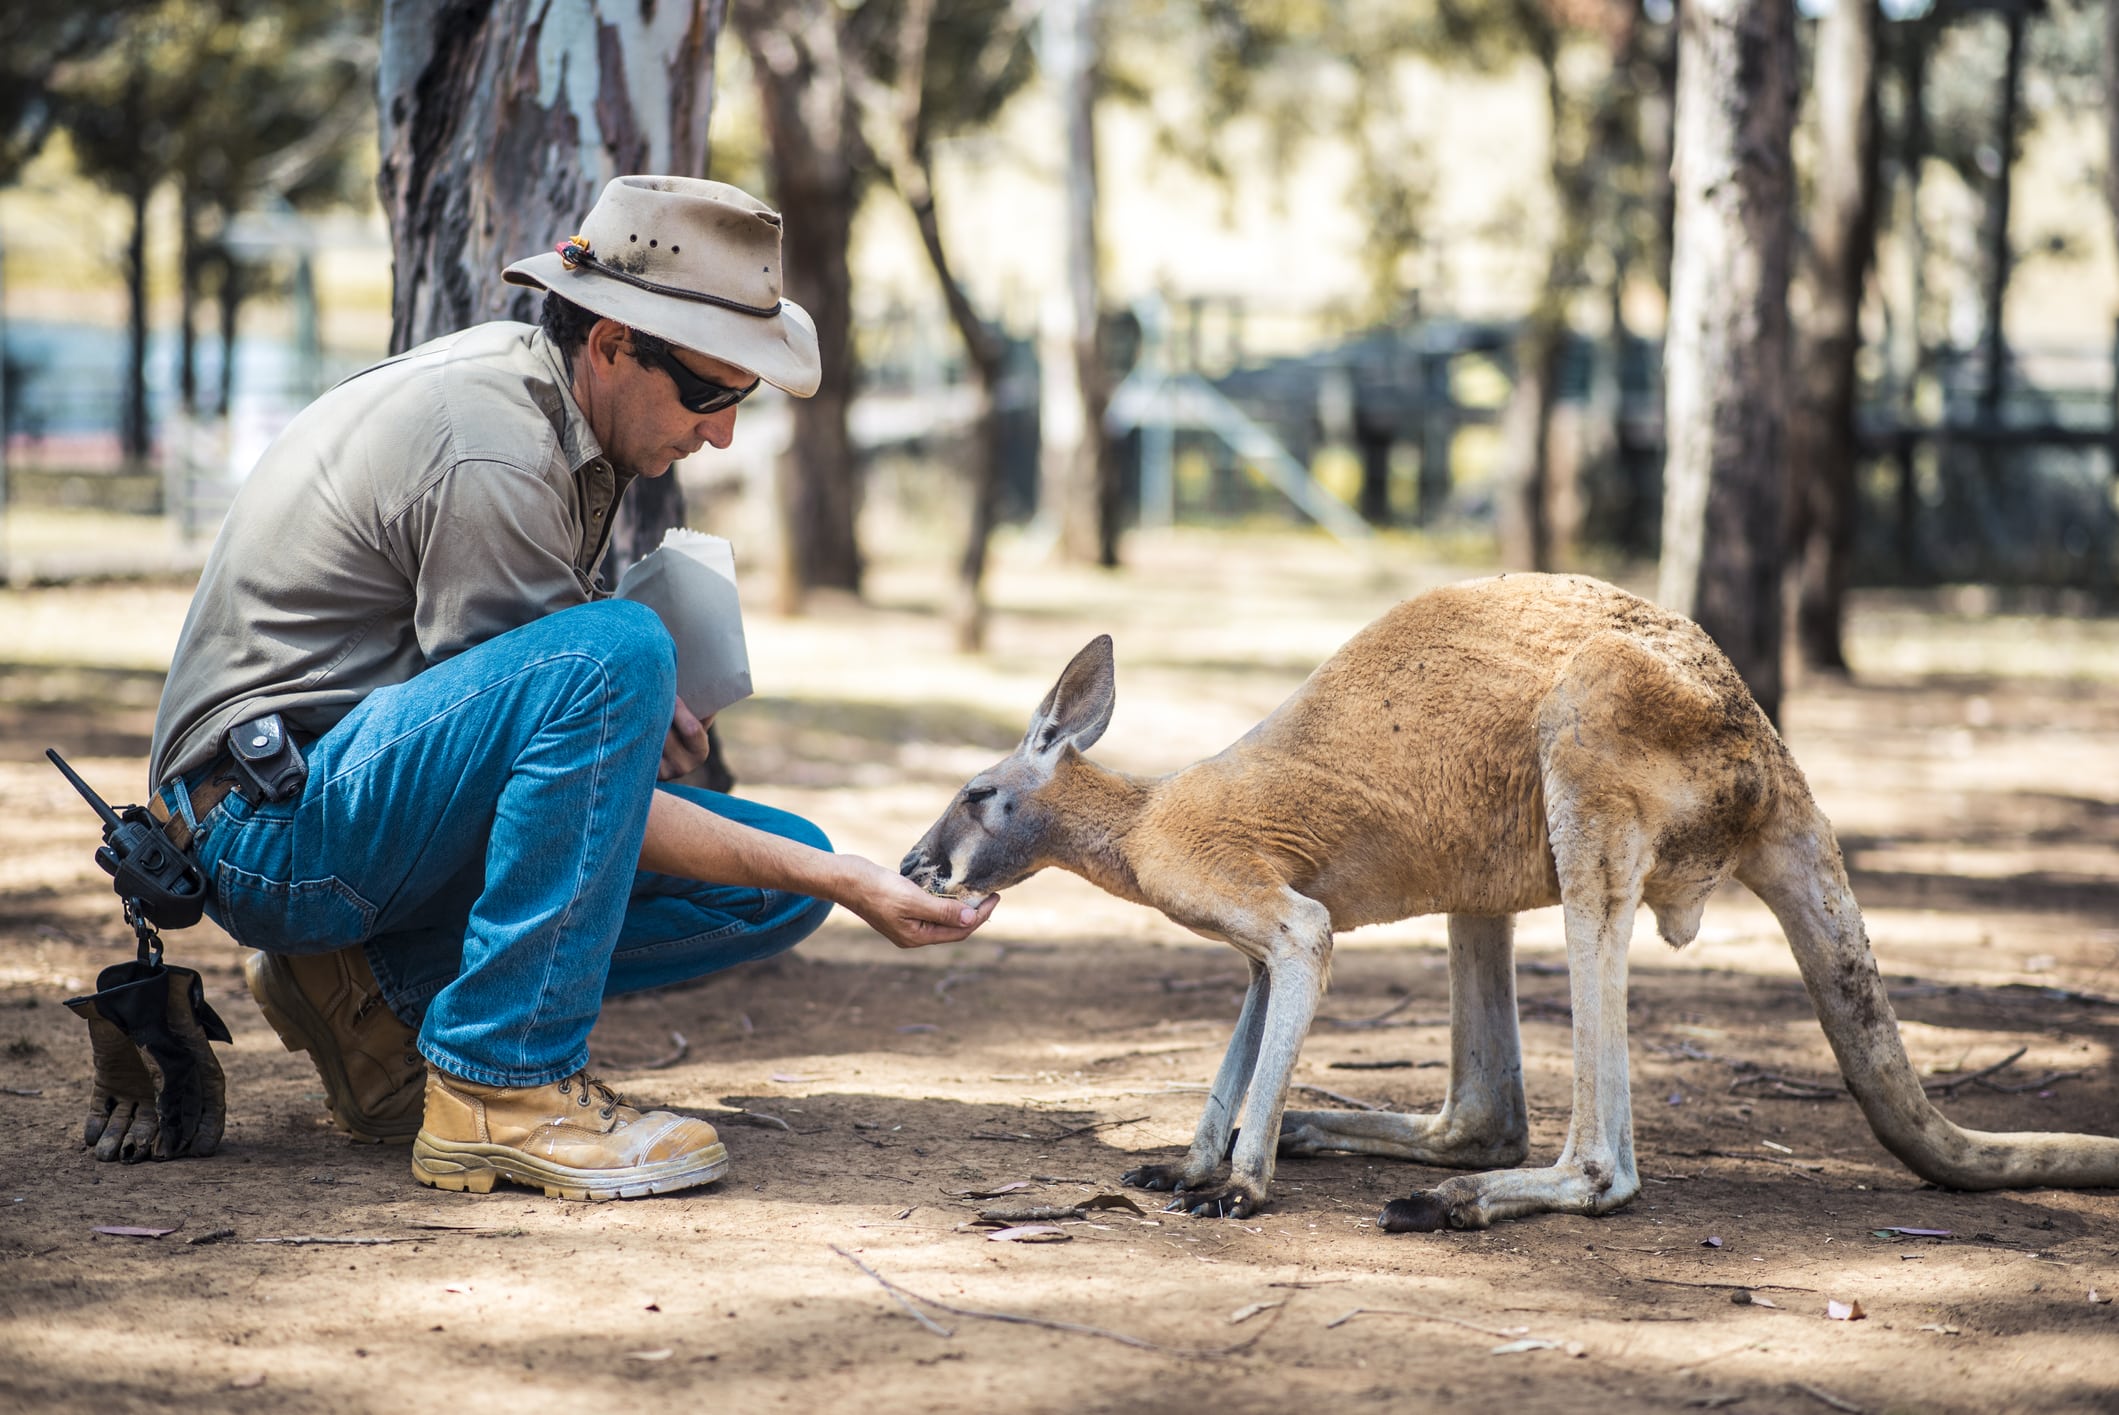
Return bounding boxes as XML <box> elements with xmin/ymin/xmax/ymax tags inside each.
<box><xmin>146</xmin><ymin>177</ymin><xmax>995</xmax><ymax>1199</ymax></box>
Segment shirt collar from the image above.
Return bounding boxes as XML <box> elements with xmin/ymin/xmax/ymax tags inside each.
<box><xmin>529</xmin><ymin>326</ymin><xmax>608</xmax><ymax>474</ymax></box>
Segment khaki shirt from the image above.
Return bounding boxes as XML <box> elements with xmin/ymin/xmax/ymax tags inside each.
<box><xmin>149</xmin><ymin>322</ymin><xmax>635</xmax><ymax>788</ymax></box>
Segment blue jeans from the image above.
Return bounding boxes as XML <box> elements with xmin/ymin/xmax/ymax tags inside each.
<box><xmin>170</xmin><ymin>600</ymin><xmax>832</xmax><ymax>1087</ymax></box>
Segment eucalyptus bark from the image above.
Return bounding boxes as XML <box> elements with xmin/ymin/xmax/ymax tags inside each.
<box><xmin>1047</xmin><ymin>0</ymin><xmax>1118</xmax><ymax>567</ymax></box>
<box><xmin>1656</xmin><ymin>0</ymin><xmax>1796</xmax><ymax>724</ymax></box>
<box><xmin>731</xmin><ymin>0</ymin><xmax>864</xmax><ymax>607</ymax></box>
<box><xmin>1787</xmin><ymin>0</ymin><xmax>1878</xmax><ymax>674</ymax></box>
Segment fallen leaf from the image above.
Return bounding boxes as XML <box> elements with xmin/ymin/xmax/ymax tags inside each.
<box><xmin>1732</xmin><ymin>1291</ymin><xmax>1778</xmax><ymax>1308</ymax></box>
<box><xmin>1490</xmin><ymin>1338</ymin><xmax>1560</xmax><ymax>1355</ymax></box>
<box><xmin>2089</xmin><ymin>1290</ymin><xmax>2111</xmax><ymax>1305</ymax></box>
<box><xmin>229</xmin><ymin>1374</ymin><xmax>266</xmax><ymax>1390</ymax></box>
<box><xmin>1229</xmin><ymin>1300</ymin><xmax>1283</xmax><ymax>1324</ymax></box>
<box><xmin>443</xmin><ymin>1284</ymin><xmax>473</xmax><ymax>1294</ymax></box>
<box><xmin>986</xmin><ymin>1225</ymin><xmax>1071</xmax><ymax>1243</ymax></box>
<box><xmin>94</xmin><ymin>1226</ymin><xmax>179</xmax><ymax>1239</ymax></box>
<box><xmin>1078</xmin><ymin>1192</ymin><xmax>1149</xmax><ymax>1216</ymax></box>
<box><xmin>768</xmin><ymin>1073</ymin><xmax>810</xmax><ymax>1084</ymax></box>
<box><xmin>947</xmin><ymin>1182</ymin><xmax>1032</xmax><ymax>1200</ymax></box>
<box><xmin>643</xmin><ymin>1302</ymin><xmax>660</xmax><ymax>1312</ymax></box>
<box><xmin>624</xmin><ymin>1349</ymin><xmax>673</xmax><ymax>1361</ymax></box>
<box><xmin>893</xmin><ymin>1206</ymin><xmax>917</xmax><ymax>1221</ymax></box>
<box><xmin>1825</xmin><ymin>1299</ymin><xmax>1866</xmax><ymax>1321</ymax></box>
<box><xmin>1761</xmin><ymin>1140</ymin><xmax>1793</xmax><ymax>1154</ymax></box>
<box><xmin>1918</xmin><ymin>1323</ymin><xmax>1961</xmax><ymax>1335</ymax></box>
<box><xmin>1700</xmin><ymin>1236</ymin><xmax>1724</xmax><ymax>1249</ymax></box>
<box><xmin>1874</xmin><ymin>1227</ymin><xmax>1953</xmax><ymax>1239</ymax></box>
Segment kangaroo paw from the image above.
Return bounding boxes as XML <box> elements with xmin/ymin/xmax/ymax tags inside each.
<box><xmin>1377</xmin><ymin>1191</ymin><xmax>1456</xmax><ymax>1233</ymax></box>
<box><xmin>1123</xmin><ymin>1160</ymin><xmax>1210</xmax><ymax>1192</ymax></box>
<box><xmin>1166</xmin><ymin>1180</ymin><xmax>1266</xmax><ymax>1220</ymax></box>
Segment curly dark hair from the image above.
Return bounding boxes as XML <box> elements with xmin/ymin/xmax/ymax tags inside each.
<box><xmin>539</xmin><ymin>292</ymin><xmax>674</xmax><ymax>375</ymax></box>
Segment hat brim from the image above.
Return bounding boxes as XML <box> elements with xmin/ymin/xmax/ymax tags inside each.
<box><xmin>504</xmin><ymin>252</ymin><xmax>821</xmax><ymax>398</ymax></box>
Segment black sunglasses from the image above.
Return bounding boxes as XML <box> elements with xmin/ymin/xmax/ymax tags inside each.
<box><xmin>635</xmin><ymin>339</ymin><xmax>761</xmax><ymax>415</ymax></box>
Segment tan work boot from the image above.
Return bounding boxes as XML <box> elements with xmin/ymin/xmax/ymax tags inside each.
<box><xmin>244</xmin><ymin>946</ymin><xmax>424</xmax><ymax>1143</ymax></box>
<box><xmin>410</xmin><ymin>1071</ymin><xmax>729</xmax><ymax>1201</ymax></box>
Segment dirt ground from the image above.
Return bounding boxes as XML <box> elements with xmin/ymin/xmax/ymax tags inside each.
<box><xmin>2</xmin><ymin>530</ymin><xmax>2115</xmax><ymax>1415</ymax></box>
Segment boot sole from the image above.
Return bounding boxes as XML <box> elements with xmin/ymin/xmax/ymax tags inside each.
<box><xmin>244</xmin><ymin>952</ymin><xmax>422</xmax><ymax>1145</ymax></box>
<box><xmin>409</xmin><ymin>1133</ymin><xmax>731</xmax><ymax>1201</ymax></box>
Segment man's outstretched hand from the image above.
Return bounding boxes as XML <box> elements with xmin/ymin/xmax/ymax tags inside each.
<box><xmin>837</xmin><ymin>857</ymin><xmax>997</xmax><ymax>949</ymax></box>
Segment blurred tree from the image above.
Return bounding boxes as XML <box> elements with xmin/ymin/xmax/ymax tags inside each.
<box><xmin>1786</xmin><ymin>0</ymin><xmax>1880</xmax><ymax>674</ymax></box>
<box><xmin>0</xmin><ymin>2</ymin><xmax>134</xmax><ymax>185</ymax></box>
<box><xmin>1045</xmin><ymin>0</ymin><xmax>1120</xmax><ymax>571</ymax></box>
<box><xmin>1658</xmin><ymin>0</ymin><xmax>1797</xmax><ymax>723</ymax></box>
<box><xmin>847</xmin><ymin>0</ymin><xmax>1037</xmax><ymax>647</ymax></box>
<box><xmin>729</xmin><ymin>0</ymin><xmax>870</xmax><ymax>610</ymax></box>
<box><xmin>50</xmin><ymin>1</ymin><xmax>374</xmax><ymax>457</ymax></box>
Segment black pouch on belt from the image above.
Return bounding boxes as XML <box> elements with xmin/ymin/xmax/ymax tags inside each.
<box><xmin>227</xmin><ymin>713</ymin><xmax>308</xmax><ymax>803</ymax></box>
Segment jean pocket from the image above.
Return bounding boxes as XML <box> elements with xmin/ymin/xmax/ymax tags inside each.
<box><xmin>213</xmin><ymin>862</ymin><xmax>378</xmax><ymax>952</ymax></box>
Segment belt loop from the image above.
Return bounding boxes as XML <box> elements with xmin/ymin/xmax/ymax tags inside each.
<box><xmin>172</xmin><ymin>773</ymin><xmax>203</xmax><ymax>837</ymax></box>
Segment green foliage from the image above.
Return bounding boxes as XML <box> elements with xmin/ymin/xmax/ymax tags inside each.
<box><xmin>0</xmin><ymin>0</ymin><xmax>135</xmax><ymax>186</ymax></box>
<box><xmin>53</xmin><ymin>0</ymin><xmax>376</xmax><ymax>217</ymax></box>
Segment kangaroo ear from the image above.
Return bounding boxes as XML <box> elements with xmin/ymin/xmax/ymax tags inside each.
<box><xmin>1024</xmin><ymin>634</ymin><xmax>1116</xmax><ymax>757</ymax></box>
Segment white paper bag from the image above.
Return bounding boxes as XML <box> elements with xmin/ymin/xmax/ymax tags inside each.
<box><xmin>613</xmin><ymin>529</ymin><xmax>754</xmax><ymax>718</ymax></box>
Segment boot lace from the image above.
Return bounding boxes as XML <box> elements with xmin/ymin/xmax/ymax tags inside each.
<box><xmin>555</xmin><ymin>1071</ymin><xmax>622</xmax><ymax>1121</ymax></box>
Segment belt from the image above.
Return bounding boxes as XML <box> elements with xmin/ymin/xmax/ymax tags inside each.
<box><xmin>146</xmin><ymin>754</ymin><xmax>242</xmax><ymax>851</ymax></box>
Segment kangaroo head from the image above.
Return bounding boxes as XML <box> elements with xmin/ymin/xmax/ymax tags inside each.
<box><xmin>900</xmin><ymin>634</ymin><xmax>1117</xmax><ymax>901</ymax></box>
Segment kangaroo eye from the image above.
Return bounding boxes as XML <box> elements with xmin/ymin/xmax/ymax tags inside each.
<box><xmin>964</xmin><ymin>786</ymin><xmax>996</xmax><ymax>805</ymax></box>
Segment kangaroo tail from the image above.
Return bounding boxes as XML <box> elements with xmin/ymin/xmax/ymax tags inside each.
<box><xmin>1736</xmin><ymin>800</ymin><xmax>2119</xmax><ymax>1190</ymax></box>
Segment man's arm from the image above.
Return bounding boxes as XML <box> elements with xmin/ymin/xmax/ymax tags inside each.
<box><xmin>640</xmin><ymin>790</ymin><xmax>995</xmax><ymax>948</ymax></box>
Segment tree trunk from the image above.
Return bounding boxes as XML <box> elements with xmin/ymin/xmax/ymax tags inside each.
<box><xmin>122</xmin><ymin>167</ymin><xmax>150</xmax><ymax>466</ymax></box>
<box><xmin>377</xmin><ymin>0</ymin><xmax>724</xmax><ymax>352</ymax></box>
<box><xmin>1046</xmin><ymin>0</ymin><xmax>1117</xmax><ymax>566</ymax></box>
<box><xmin>1787</xmin><ymin>0</ymin><xmax>1878</xmax><ymax>674</ymax></box>
<box><xmin>1656</xmin><ymin>0</ymin><xmax>1796</xmax><ymax>724</ymax></box>
<box><xmin>177</xmin><ymin>182</ymin><xmax>200</xmax><ymax>415</ymax></box>
<box><xmin>215</xmin><ymin>250</ymin><xmax>243</xmax><ymax>419</ymax></box>
<box><xmin>1978</xmin><ymin>6</ymin><xmax>2026</xmax><ymax>423</ymax></box>
<box><xmin>731</xmin><ymin>0</ymin><xmax>864</xmax><ymax>608</ymax></box>
<box><xmin>1496</xmin><ymin>318</ymin><xmax>1561</xmax><ymax>570</ymax></box>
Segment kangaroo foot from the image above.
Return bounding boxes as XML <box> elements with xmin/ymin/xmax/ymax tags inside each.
<box><xmin>1162</xmin><ymin>1176</ymin><xmax>1266</xmax><ymax>1219</ymax></box>
<box><xmin>1279</xmin><ymin>1108</ymin><xmax>1528</xmax><ymax>1168</ymax></box>
<box><xmin>1379</xmin><ymin>1158</ymin><xmax>1639</xmax><ymax>1233</ymax></box>
<box><xmin>1122</xmin><ymin>1159</ymin><xmax>1218</xmax><ymax>1193</ymax></box>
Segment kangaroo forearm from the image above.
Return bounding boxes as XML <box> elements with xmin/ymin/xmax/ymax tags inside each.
<box><xmin>640</xmin><ymin>789</ymin><xmax>854</xmax><ymax>900</ymax></box>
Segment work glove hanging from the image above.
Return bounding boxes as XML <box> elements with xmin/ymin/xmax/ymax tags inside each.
<box><xmin>64</xmin><ymin>959</ymin><xmax>231</xmax><ymax>1162</ymax></box>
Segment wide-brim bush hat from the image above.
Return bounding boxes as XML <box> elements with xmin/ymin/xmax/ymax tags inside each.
<box><xmin>504</xmin><ymin>176</ymin><xmax>820</xmax><ymax>398</ymax></box>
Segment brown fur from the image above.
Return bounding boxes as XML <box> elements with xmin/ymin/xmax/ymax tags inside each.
<box><xmin>902</xmin><ymin>573</ymin><xmax>2119</xmax><ymax>1227</ymax></box>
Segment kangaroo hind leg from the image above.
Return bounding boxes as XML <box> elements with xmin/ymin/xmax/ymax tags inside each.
<box><xmin>1384</xmin><ymin>803</ymin><xmax>1649</xmax><ymax>1231</ymax></box>
<box><xmin>1281</xmin><ymin>913</ymin><xmax>1528</xmax><ymax>1168</ymax></box>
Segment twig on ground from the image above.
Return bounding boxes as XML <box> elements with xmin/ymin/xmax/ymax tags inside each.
<box><xmin>1589</xmin><ymin>1254</ymin><xmax>1818</xmax><ymax>1294</ymax></box>
<box><xmin>1921</xmin><ymin>1046</ymin><xmax>2027</xmax><ymax>1096</ymax></box>
<box><xmin>1792</xmin><ymin>1381</ymin><xmax>1865</xmax><ymax>1414</ymax></box>
<box><xmin>1318</xmin><ymin>998</ymin><xmax>1443</xmax><ymax>1030</ymax></box>
<box><xmin>830</xmin><ymin>1245</ymin><xmax>1278</xmax><ymax>1357</ymax></box>
<box><xmin>1323</xmin><ymin>1306</ymin><xmax>1529</xmax><ymax>1340</ymax></box>
<box><xmin>1327</xmin><ymin>1060</ymin><xmax>1415</xmax><ymax>1071</ymax></box>
<box><xmin>1975</xmin><ymin>1068</ymin><xmax>2092</xmax><ymax>1095</ymax></box>
<box><xmin>719</xmin><ymin>1110</ymin><xmax>792</xmax><ymax>1131</ymax></box>
<box><xmin>630</xmin><ymin>1031</ymin><xmax>689</xmax><ymax>1071</ymax></box>
<box><xmin>253</xmin><ymin>1236</ymin><xmax>408</xmax><ymax>1246</ymax></box>
<box><xmin>1729</xmin><ymin>1071</ymin><xmax>1843</xmax><ymax>1100</ymax></box>
<box><xmin>1291</xmin><ymin>1083</ymin><xmax>1390</xmax><ymax>1112</ymax></box>
<box><xmin>1039</xmin><ymin>1114</ymin><xmax>1150</xmax><ymax>1143</ymax></box>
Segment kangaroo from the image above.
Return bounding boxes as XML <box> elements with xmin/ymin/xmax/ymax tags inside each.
<box><xmin>900</xmin><ymin>573</ymin><xmax>2119</xmax><ymax>1229</ymax></box>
